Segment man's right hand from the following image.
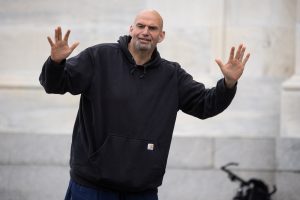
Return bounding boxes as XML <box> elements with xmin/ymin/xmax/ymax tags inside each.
<box><xmin>47</xmin><ymin>26</ymin><xmax>79</xmax><ymax>64</ymax></box>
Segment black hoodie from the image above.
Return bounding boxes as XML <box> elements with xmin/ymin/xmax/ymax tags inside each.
<box><xmin>39</xmin><ymin>35</ymin><xmax>236</xmax><ymax>192</ymax></box>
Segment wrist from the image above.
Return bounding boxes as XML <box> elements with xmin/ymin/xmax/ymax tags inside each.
<box><xmin>224</xmin><ymin>78</ymin><xmax>236</xmax><ymax>89</ymax></box>
<box><xmin>50</xmin><ymin>56</ymin><xmax>64</xmax><ymax>64</ymax></box>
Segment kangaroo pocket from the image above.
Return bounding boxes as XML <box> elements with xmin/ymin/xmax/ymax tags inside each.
<box><xmin>89</xmin><ymin>134</ymin><xmax>165</xmax><ymax>191</ymax></box>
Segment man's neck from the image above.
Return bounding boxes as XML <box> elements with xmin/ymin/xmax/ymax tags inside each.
<box><xmin>128</xmin><ymin>43</ymin><xmax>153</xmax><ymax>65</ymax></box>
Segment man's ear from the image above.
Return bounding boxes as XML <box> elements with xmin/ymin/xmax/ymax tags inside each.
<box><xmin>129</xmin><ymin>25</ymin><xmax>133</xmax><ymax>36</ymax></box>
<box><xmin>158</xmin><ymin>31</ymin><xmax>165</xmax><ymax>43</ymax></box>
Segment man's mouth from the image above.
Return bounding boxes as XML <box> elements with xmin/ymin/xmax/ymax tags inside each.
<box><xmin>138</xmin><ymin>38</ymin><xmax>151</xmax><ymax>43</ymax></box>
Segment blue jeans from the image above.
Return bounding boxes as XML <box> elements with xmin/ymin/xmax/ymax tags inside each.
<box><xmin>64</xmin><ymin>180</ymin><xmax>159</xmax><ymax>200</ymax></box>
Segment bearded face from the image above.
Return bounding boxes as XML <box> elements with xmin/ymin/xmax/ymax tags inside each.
<box><xmin>129</xmin><ymin>10</ymin><xmax>165</xmax><ymax>53</ymax></box>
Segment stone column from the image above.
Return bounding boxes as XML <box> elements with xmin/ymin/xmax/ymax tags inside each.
<box><xmin>280</xmin><ymin>0</ymin><xmax>300</xmax><ymax>138</ymax></box>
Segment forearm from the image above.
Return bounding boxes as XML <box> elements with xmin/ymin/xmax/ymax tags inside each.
<box><xmin>39</xmin><ymin>56</ymin><xmax>68</xmax><ymax>94</ymax></box>
<box><xmin>39</xmin><ymin>48</ymin><xmax>94</xmax><ymax>95</ymax></box>
<box><xmin>179</xmin><ymin>78</ymin><xmax>236</xmax><ymax>119</ymax></box>
<box><xmin>213</xmin><ymin>78</ymin><xmax>237</xmax><ymax>114</ymax></box>
<box><xmin>224</xmin><ymin>77</ymin><xmax>237</xmax><ymax>89</ymax></box>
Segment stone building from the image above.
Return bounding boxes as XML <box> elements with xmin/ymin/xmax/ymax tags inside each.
<box><xmin>0</xmin><ymin>0</ymin><xmax>299</xmax><ymax>199</ymax></box>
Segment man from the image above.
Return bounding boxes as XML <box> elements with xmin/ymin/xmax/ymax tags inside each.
<box><xmin>40</xmin><ymin>9</ymin><xmax>250</xmax><ymax>200</ymax></box>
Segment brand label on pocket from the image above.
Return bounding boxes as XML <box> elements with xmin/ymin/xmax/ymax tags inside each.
<box><xmin>147</xmin><ymin>143</ymin><xmax>154</xmax><ymax>151</ymax></box>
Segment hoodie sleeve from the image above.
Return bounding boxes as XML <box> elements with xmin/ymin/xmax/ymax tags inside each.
<box><xmin>177</xmin><ymin>66</ymin><xmax>236</xmax><ymax>119</ymax></box>
<box><xmin>39</xmin><ymin>48</ymin><xmax>94</xmax><ymax>95</ymax></box>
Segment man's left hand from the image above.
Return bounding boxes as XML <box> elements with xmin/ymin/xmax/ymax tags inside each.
<box><xmin>215</xmin><ymin>44</ymin><xmax>250</xmax><ymax>88</ymax></box>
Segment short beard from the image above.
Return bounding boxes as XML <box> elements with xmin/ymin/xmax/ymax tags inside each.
<box><xmin>134</xmin><ymin>40</ymin><xmax>152</xmax><ymax>51</ymax></box>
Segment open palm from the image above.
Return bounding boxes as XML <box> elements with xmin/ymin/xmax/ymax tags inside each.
<box><xmin>215</xmin><ymin>44</ymin><xmax>250</xmax><ymax>88</ymax></box>
<box><xmin>47</xmin><ymin>26</ymin><xmax>79</xmax><ymax>63</ymax></box>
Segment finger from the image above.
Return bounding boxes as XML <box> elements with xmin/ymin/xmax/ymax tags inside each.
<box><xmin>239</xmin><ymin>47</ymin><xmax>246</xmax><ymax>61</ymax></box>
<box><xmin>242</xmin><ymin>53</ymin><xmax>250</xmax><ymax>66</ymax></box>
<box><xmin>70</xmin><ymin>42</ymin><xmax>80</xmax><ymax>52</ymax></box>
<box><xmin>229</xmin><ymin>47</ymin><xmax>235</xmax><ymax>61</ymax></box>
<box><xmin>55</xmin><ymin>28</ymin><xmax>58</xmax><ymax>42</ymax></box>
<box><xmin>57</xmin><ymin>26</ymin><xmax>62</xmax><ymax>41</ymax></box>
<box><xmin>63</xmin><ymin>30</ymin><xmax>71</xmax><ymax>42</ymax></box>
<box><xmin>215</xmin><ymin>59</ymin><xmax>224</xmax><ymax>69</ymax></box>
<box><xmin>235</xmin><ymin>44</ymin><xmax>243</xmax><ymax>60</ymax></box>
<box><xmin>47</xmin><ymin>36</ymin><xmax>54</xmax><ymax>47</ymax></box>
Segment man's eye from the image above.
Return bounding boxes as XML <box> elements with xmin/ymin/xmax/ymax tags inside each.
<box><xmin>137</xmin><ymin>24</ymin><xmax>145</xmax><ymax>28</ymax></box>
<box><xmin>149</xmin><ymin>27</ymin><xmax>158</xmax><ymax>31</ymax></box>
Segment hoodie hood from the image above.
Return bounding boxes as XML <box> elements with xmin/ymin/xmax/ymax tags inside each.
<box><xmin>118</xmin><ymin>35</ymin><xmax>162</xmax><ymax>78</ymax></box>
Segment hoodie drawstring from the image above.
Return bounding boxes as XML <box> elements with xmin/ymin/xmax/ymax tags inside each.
<box><xmin>139</xmin><ymin>67</ymin><xmax>147</xmax><ymax>79</ymax></box>
<box><xmin>130</xmin><ymin>65</ymin><xmax>147</xmax><ymax>79</ymax></box>
<box><xmin>130</xmin><ymin>67</ymin><xmax>136</xmax><ymax>75</ymax></box>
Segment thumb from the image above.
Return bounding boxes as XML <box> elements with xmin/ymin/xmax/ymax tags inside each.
<box><xmin>215</xmin><ymin>58</ymin><xmax>224</xmax><ymax>69</ymax></box>
<box><xmin>70</xmin><ymin>41</ymin><xmax>80</xmax><ymax>51</ymax></box>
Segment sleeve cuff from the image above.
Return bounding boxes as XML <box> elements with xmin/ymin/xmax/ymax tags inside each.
<box><xmin>217</xmin><ymin>78</ymin><xmax>237</xmax><ymax>94</ymax></box>
<box><xmin>223</xmin><ymin>78</ymin><xmax>237</xmax><ymax>90</ymax></box>
<box><xmin>48</xmin><ymin>56</ymin><xmax>66</xmax><ymax>66</ymax></box>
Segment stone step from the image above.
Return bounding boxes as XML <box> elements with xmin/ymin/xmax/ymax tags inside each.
<box><xmin>0</xmin><ymin>133</ymin><xmax>282</xmax><ymax>170</ymax></box>
<box><xmin>0</xmin><ymin>88</ymin><xmax>79</xmax><ymax>135</ymax></box>
<box><xmin>2</xmin><ymin>133</ymin><xmax>300</xmax><ymax>200</ymax></box>
<box><xmin>0</xmin><ymin>165</ymin><xmax>69</xmax><ymax>200</ymax></box>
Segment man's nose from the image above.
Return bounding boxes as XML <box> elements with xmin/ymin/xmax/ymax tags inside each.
<box><xmin>141</xmin><ymin>27</ymin><xmax>149</xmax><ymax>35</ymax></box>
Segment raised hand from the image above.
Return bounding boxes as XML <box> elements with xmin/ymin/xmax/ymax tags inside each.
<box><xmin>215</xmin><ymin>44</ymin><xmax>250</xmax><ymax>88</ymax></box>
<box><xmin>47</xmin><ymin>26</ymin><xmax>80</xmax><ymax>63</ymax></box>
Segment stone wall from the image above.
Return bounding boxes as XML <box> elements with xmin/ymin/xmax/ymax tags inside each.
<box><xmin>0</xmin><ymin>0</ymin><xmax>300</xmax><ymax>200</ymax></box>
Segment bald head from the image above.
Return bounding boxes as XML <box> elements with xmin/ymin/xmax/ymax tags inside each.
<box><xmin>128</xmin><ymin>9</ymin><xmax>166</xmax><ymax>58</ymax></box>
<box><xmin>133</xmin><ymin>9</ymin><xmax>164</xmax><ymax>30</ymax></box>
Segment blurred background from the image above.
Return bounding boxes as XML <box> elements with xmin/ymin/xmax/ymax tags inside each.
<box><xmin>0</xmin><ymin>0</ymin><xmax>300</xmax><ymax>199</ymax></box>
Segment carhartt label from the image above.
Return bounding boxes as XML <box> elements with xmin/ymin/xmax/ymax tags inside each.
<box><xmin>147</xmin><ymin>143</ymin><xmax>154</xmax><ymax>150</ymax></box>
